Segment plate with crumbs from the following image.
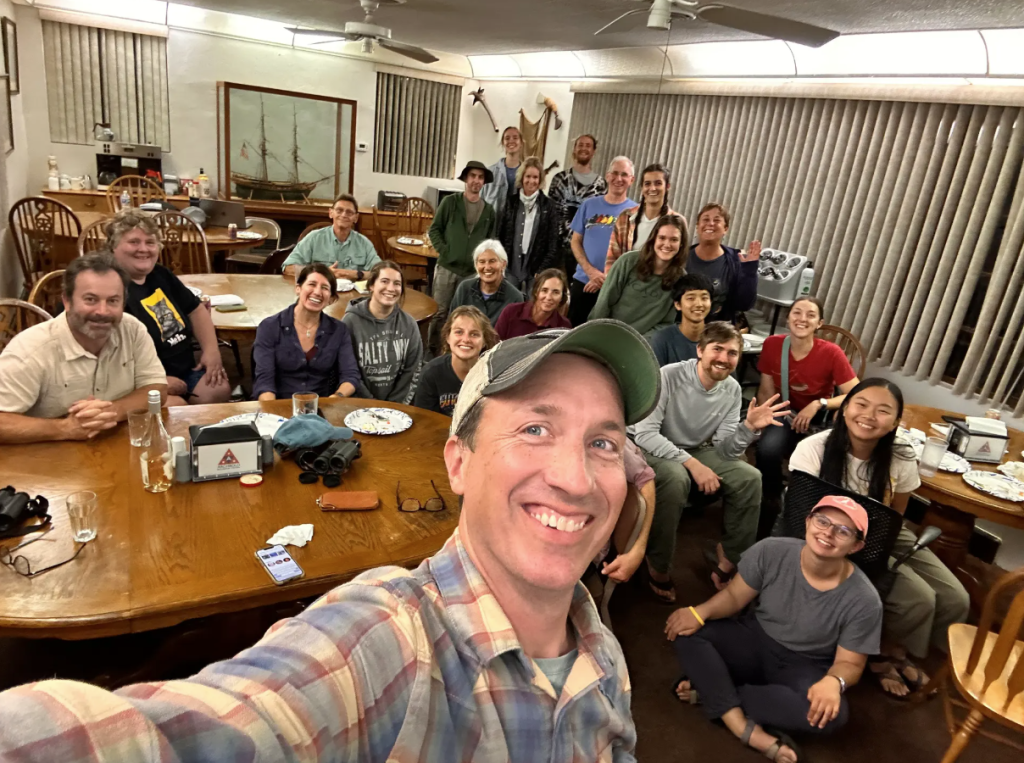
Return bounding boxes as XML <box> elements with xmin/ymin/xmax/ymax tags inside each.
<box><xmin>344</xmin><ymin>407</ymin><xmax>413</xmax><ymax>435</ymax></box>
<box><xmin>963</xmin><ymin>470</ymin><xmax>1024</xmax><ymax>502</ymax></box>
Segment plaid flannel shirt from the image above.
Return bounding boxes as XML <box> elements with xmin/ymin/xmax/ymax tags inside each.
<box><xmin>548</xmin><ymin>169</ymin><xmax>608</xmax><ymax>250</ymax></box>
<box><xmin>0</xmin><ymin>530</ymin><xmax>637</xmax><ymax>762</ymax></box>
<box><xmin>605</xmin><ymin>207</ymin><xmax>685</xmax><ymax>273</ymax></box>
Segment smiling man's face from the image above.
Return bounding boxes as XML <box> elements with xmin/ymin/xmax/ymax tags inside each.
<box><xmin>445</xmin><ymin>354</ymin><xmax>627</xmax><ymax>596</ymax></box>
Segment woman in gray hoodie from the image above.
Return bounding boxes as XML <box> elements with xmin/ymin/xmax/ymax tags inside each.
<box><xmin>342</xmin><ymin>261</ymin><xmax>423</xmax><ymax>404</ymax></box>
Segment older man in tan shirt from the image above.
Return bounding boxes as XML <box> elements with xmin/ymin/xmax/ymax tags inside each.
<box><xmin>0</xmin><ymin>253</ymin><xmax>167</xmax><ymax>443</ymax></box>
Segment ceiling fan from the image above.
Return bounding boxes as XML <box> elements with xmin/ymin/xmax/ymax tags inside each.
<box><xmin>287</xmin><ymin>0</ymin><xmax>438</xmax><ymax>64</ymax></box>
<box><xmin>595</xmin><ymin>0</ymin><xmax>840</xmax><ymax>48</ymax></box>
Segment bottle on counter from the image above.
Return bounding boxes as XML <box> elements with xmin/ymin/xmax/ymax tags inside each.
<box><xmin>140</xmin><ymin>390</ymin><xmax>173</xmax><ymax>493</ymax></box>
<box><xmin>197</xmin><ymin>168</ymin><xmax>211</xmax><ymax>199</ymax></box>
<box><xmin>797</xmin><ymin>262</ymin><xmax>815</xmax><ymax>297</ymax></box>
<box><xmin>120</xmin><ymin>189</ymin><xmax>132</xmax><ymax>210</ymax></box>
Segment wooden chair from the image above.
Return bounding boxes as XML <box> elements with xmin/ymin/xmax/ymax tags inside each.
<box><xmin>372</xmin><ymin>206</ymin><xmax>427</xmax><ymax>290</ymax></box>
<box><xmin>8</xmin><ymin>197</ymin><xmax>82</xmax><ymax>298</ymax></box>
<box><xmin>398</xmin><ymin>197</ymin><xmax>434</xmax><ymax>235</ymax></box>
<box><xmin>154</xmin><ymin>211</ymin><xmax>211</xmax><ymax>275</ymax></box>
<box><xmin>298</xmin><ymin>220</ymin><xmax>331</xmax><ymax>242</ymax></box>
<box><xmin>27</xmin><ymin>270</ymin><xmax>65</xmax><ymax>318</ymax></box>
<box><xmin>258</xmin><ymin>245</ymin><xmax>296</xmax><ymax>275</ymax></box>
<box><xmin>0</xmin><ymin>299</ymin><xmax>52</xmax><ymax>352</ymax></box>
<box><xmin>935</xmin><ymin>567</ymin><xmax>1024</xmax><ymax>762</ymax></box>
<box><xmin>225</xmin><ymin>217</ymin><xmax>282</xmax><ymax>273</ymax></box>
<box><xmin>816</xmin><ymin>323</ymin><xmax>867</xmax><ymax>379</ymax></box>
<box><xmin>78</xmin><ymin>219</ymin><xmax>109</xmax><ymax>257</ymax></box>
<box><xmin>105</xmin><ymin>175</ymin><xmax>166</xmax><ymax>213</ymax></box>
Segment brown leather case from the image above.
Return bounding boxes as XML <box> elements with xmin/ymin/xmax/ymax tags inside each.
<box><xmin>317</xmin><ymin>491</ymin><xmax>379</xmax><ymax>511</ymax></box>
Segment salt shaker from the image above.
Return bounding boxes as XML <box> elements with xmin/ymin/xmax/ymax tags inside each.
<box><xmin>172</xmin><ymin>436</ymin><xmax>191</xmax><ymax>483</ymax></box>
<box><xmin>262</xmin><ymin>434</ymin><xmax>274</xmax><ymax>468</ymax></box>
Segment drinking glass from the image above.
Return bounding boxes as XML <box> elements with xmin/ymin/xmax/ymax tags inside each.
<box><xmin>293</xmin><ymin>392</ymin><xmax>318</xmax><ymax>417</ymax></box>
<box><xmin>66</xmin><ymin>491</ymin><xmax>98</xmax><ymax>543</ymax></box>
<box><xmin>127</xmin><ymin>409</ymin><xmax>149</xmax><ymax>446</ymax></box>
<box><xmin>918</xmin><ymin>436</ymin><xmax>948</xmax><ymax>478</ymax></box>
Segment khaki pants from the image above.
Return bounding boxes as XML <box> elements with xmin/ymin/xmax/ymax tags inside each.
<box><xmin>883</xmin><ymin>525</ymin><xmax>970</xmax><ymax>658</ymax></box>
<box><xmin>645</xmin><ymin>448</ymin><xmax>762</xmax><ymax>575</ymax></box>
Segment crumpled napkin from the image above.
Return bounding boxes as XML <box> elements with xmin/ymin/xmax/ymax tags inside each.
<box><xmin>208</xmin><ymin>294</ymin><xmax>244</xmax><ymax>307</ymax></box>
<box><xmin>267</xmin><ymin>524</ymin><xmax>314</xmax><ymax>548</ymax></box>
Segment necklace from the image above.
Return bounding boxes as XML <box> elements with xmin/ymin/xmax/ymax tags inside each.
<box><xmin>296</xmin><ymin>320</ymin><xmax>319</xmax><ymax>338</ymax></box>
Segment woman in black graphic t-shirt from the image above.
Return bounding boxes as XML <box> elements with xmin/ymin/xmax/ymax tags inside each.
<box><xmin>106</xmin><ymin>211</ymin><xmax>232</xmax><ymax>406</ymax></box>
<box><xmin>414</xmin><ymin>306</ymin><xmax>498</xmax><ymax>416</ymax></box>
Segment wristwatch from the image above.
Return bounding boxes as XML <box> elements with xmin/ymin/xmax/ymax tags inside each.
<box><xmin>818</xmin><ymin>397</ymin><xmax>829</xmax><ymax>410</ymax></box>
<box><xmin>830</xmin><ymin>674</ymin><xmax>846</xmax><ymax>694</ymax></box>
<box><xmin>356</xmin><ymin>269</ymin><xmax>364</xmax><ymax>280</ymax></box>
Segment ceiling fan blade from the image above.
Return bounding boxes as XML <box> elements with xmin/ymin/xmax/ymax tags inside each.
<box><xmin>286</xmin><ymin>26</ymin><xmax>351</xmax><ymax>37</ymax></box>
<box><xmin>377</xmin><ymin>38</ymin><xmax>439</xmax><ymax>64</ymax></box>
<box><xmin>697</xmin><ymin>5</ymin><xmax>839</xmax><ymax>48</ymax></box>
<box><xmin>594</xmin><ymin>8</ymin><xmax>650</xmax><ymax>36</ymax></box>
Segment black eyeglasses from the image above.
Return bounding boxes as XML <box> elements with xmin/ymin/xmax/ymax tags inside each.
<box><xmin>1</xmin><ymin>538</ymin><xmax>85</xmax><ymax>578</ymax></box>
<box><xmin>810</xmin><ymin>513</ymin><xmax>861</xmax><ymax>543</ymax></box>
<box><xmin>397</xmin><ymin>480</ymin><xmax>447</xmax><ymax>513</ymax></box>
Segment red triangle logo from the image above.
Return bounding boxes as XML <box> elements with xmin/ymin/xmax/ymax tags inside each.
<box><xmin>978</xmin><ymin>441</ymin><xmax>991</xmax><ymax>454</ymax></box>
<box><xmin>219</xmin><ymin>449</ymin><xmax>240</xmax><ymax>466</ymax></box>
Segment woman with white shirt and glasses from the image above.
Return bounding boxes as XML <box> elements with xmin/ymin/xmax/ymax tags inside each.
<box><xmin>481</xmin><ymin>126</ymin><xmax>524</xmax><ymax>221</ymax></box>
<box><xmin>497</xmin><ymin>156</ymin><xmax>559</xmax><ymax>292</ymax></box>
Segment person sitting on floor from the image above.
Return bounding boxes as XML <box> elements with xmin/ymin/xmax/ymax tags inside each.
<box><xmin>342</xmin><ymin>261</ymin><xmax>423</xmax><ymax>404</ymax></box>
<box><xmin>632</xmin><ymin>321</ymin><xmax>789</xmax><ymax>602</ymax></box>
<box><xmin>280</xmin><ymin>193</ymin><xmax>380</xmax><ymax>280</ymax></box>
<box><xmin>414</xmin><ymin>306</ymin><xmax>497</xmax><ymax>416</ymax></box>
<box><xmin>755</xmin><ymin>296</ymin><xmax>860</xmax><ymax>538</ymax></box>
<box><xmin>667</xmin><ymin>496</ymin><xmax>883</xmax><ymax>763</ymax></box>
<box><xmin>448</xmin><ymin>239</ymin><xmax>524</xmax><ymax>326</ymax></box>
<box><xmin>588</xmin><ymin>213</ymin><xmax>689</xmax><ymax>338</ymax></box>
<box><xmin>253</xmin><ymin>263</ymin><xmax>361</xmax><ymax>402</ymax></box>
<box><xmin>494</xmin><ymin>268</ymin><xmax>571</xmax><ymax>340</ymax></box>
<box><xmin>687</xmin><ymin>202</ymin><xmax>761</xmax><ymax>325</ymax></box>
<box><xmin>0</xmin><ymin>253</ymin><xmax>167</xmax><ymax>444</ymax></box>
<box><xmin>788</xmin><ymin>378</ymin><xmax>969</xmax><ymax>699</ymax></box>
<box><xmin>106</xmin><ymin>210</ymin><xmax>231</xmax><ymax>406</ymax></box>
<box><xmin>648</xmin><ymin>273</ymin><xmax>714</xmax><ymax>367</ymax></box>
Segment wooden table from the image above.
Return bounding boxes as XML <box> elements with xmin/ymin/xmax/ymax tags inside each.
<box><xmin>902</xmin><ymin>405</ymin><xmax>1024</xmax><ymax>602</ymax></box>
<box><xmin>387</xmin><ymin>235</ymin><xmax>438</xmax><ymax>290</ymax></box>
<box><xmin>180</xmin><ymin>274</ymin><xmax>437</xmax><ymax>342</ymax></box>
<box><xmin>0</xmin><ymin>399</ymin><xmax>459</xmax><ymax>640</ymax></box>
<box><xmin>75</xmin><ymin>210</ymin><xmax>265</xmax><ymax>253</ymax></box>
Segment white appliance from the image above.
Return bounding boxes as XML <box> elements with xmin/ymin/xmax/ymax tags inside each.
<box><xmin>757</xmin><ymin>249</ymin><xmax>811</xmax><ymax>303</ymax></box>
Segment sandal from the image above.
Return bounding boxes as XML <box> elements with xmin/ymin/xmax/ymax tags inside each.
<box><xmin>703</xmin><ymin>548</ymin><xmax>736</xmax><ymax>590</ymax></box>
<box><xmin>895</xmin><ymin>657</ymin><xmax>936</xmax><ymax>697</ymax></box>
<box><xmin>868</xmin><ymin>656</ymin><xmax>911</xmax><ymax>701</ymax></box>
<box><xmin>671</xmin><ymin>675</ymin><xmax>700</xmax><ymax>705</ymax></box>
<box><xmin>740</xmin><ymin>719</ymin><xmax>801</xmax><ymax>762</ymax></box>
<box><xmin>645</xmin><ymin>564</ymin><xmax>677</xmax><ymax>604</ymax></box>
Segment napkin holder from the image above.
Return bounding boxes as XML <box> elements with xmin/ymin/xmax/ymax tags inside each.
<box><xmin>189</xmin><ymin>422</ymin><xmax>263</xmax><ymax>482</ymax></box>
<box><xmin>943</xmin><ymin>416</ymin><xmax>1008</xmax><ymax>464</ymax></box>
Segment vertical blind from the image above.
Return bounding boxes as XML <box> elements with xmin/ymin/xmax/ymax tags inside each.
<box><xmin>374</xmin><ymin>72</ymin><xmax>460</xmax><ymax>179</ymax></box>
<box><xmin>570</xmin><ymin>93</ymin><xmax>1024</xmax><ymax>415</ymax></box>
<box><xmin>42</xmin><ymin>21</ymin><xmax>170</xmax><ymax>149</ymax></box>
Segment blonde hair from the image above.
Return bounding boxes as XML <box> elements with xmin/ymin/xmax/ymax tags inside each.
<box><xmin>104</xmin><ymin>209</ymin><xmax>160</xmax><ymax>252</ymax></box>
<box><xmin>442</xmin><ymin>306</ymin><xmax>499</xmax><ymax>355</ymax></box>
<box><xmin>515</xmin><ymin>156</ymin><xmax>546</xmax><ymax>190</ymax></box>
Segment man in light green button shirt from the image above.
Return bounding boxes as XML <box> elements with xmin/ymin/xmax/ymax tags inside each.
<box><xmin>283</xmin><ymin>193</ymin><xmax>380</xmax><ymax>280</ymax></box>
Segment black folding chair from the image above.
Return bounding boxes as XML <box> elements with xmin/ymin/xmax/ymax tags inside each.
<box><xmin>778</xmin><ymin>470</ymin><xmax>940</xmax><ymax>599</ymax></box>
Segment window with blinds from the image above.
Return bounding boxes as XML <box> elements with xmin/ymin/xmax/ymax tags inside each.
<box><xmin>374</xmin><ymin>72</ymin><xmax>459</xmax><ymax>179</ymax></box>
<box><xmin>570</xmin><ymin>92</ymin><xmax>1024</xmax><ymax>415</ymax></box>
<box><xmin>42</xmin><ymin>20</ymin><xmax>170</xmax><ymax>149</ymax></box>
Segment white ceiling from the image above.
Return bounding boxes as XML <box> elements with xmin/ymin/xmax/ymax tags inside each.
<box><xmin>169</xmin><ymin>0</ymin><xmax>1024</xmax><ymax>56</ymax></box>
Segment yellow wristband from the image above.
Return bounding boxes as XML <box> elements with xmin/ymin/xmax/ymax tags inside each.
<box><xmin>688</xmin><ymin>606</ymin><xmax>705</xmax><ymax>626</ymax></box>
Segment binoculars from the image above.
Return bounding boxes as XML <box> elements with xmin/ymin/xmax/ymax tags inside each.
<box><xmin>0</xmin><ymin>486</ymin><xmax>50</xmax><ymax>536</ymax></box>
<box><xmin>294</xmin><ymin>439</ymin><xmax>362</xmax><ymax>476</ymax></box>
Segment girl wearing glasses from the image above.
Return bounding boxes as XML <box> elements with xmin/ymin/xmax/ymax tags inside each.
<box><xmin>788</xmin><ymin>378</ymin><xmax>969</xmax><ymax>700</ymax></box>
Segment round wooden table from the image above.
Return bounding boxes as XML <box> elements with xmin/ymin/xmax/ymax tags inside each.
<box><xmin>387</xmin><ymin>235</ymin><xmax>438</xmax><ymax>261</ymax></box>
<box><xmin>901</xmin><ymin>405</ymin><xmax>1024</xmax><ymax>602</ymax></box>
<box><xmin>180</xmin><ymin>274</ymin><xmax>438</xmax><ymax>341</ymax></box>
<box><xmin>0</xmin><ymin>399</ymin><xmax>459</xmax><ymax>640</ymax></box>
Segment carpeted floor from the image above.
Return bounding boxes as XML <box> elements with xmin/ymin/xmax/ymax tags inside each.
<box><xmin>0</xmin><ymin>507</ymin><xmax>1017</xmax><ymax>763</ymax></box>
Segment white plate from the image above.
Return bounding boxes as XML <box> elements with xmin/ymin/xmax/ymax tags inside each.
<box><xmin>963</xmin><ymin>470</ymin><xmax>1024</xmax><ymax>502</ymax></box>
<box><xmin>939</xmin><ymin>452</ymin><xmax>970</xmax><ymax>474</ymax></box>
<box><xmin>235</xmin><ymin>230</ymin><xmax>263</xmax><ymax>240</ymax></box>
<box><xmin>396</xmin><ymin>236</ymin><xmax>423</xmax><ymax>246</ymax></box>
<box><xmin>997</xmin><ymin>461</ymin><xmax>1024</xmax><ymax>482</ymax></box>
<box><xmin>344</xmin><ymin>407</ymin><xmax>413</xmax><ymax>435</ymax></box>
<box><xmin>336</xmin><ymin>278</ymin><xmax>355</xmax><ymax>292</ymax></box>
<box><xmin>216</xmin><ymin>412</ymin><xmax>287</xmax><ymax>439</ymax></box>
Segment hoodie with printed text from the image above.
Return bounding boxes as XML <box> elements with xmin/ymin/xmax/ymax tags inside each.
<box><xmin>341</xmin><ymin>297</ymin><xmax>423</xmax><ymax>404</ymax></box>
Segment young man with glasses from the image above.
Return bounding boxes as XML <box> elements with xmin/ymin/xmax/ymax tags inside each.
<box><xmin>283</xmin><ymin>193</ymin><xmax>380</xmax><ymax>280</ymax></box>
<box><xmin>665</xmin><ymin>495</ymin><xmax>883</xmax><ymax>762</ymax></box>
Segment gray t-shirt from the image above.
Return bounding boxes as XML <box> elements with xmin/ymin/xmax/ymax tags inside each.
<box><xmin>465</xmin><ymin>197</ymin><xmax>485</xmax><ymax>232</ymax></box>
<box><xmin>739</xmin><ymin>538</ymin><xmax>882</xmax><ymax>661</ymax></box>
<box><xmin>534</xmin><ymin>648</ymin><xmax>578</xmax><ymax>698</ymax></box>
<box><xmin>573</xmin><ymin>169</ymin><xmax>599</xmax><ymax>186</ymax></box>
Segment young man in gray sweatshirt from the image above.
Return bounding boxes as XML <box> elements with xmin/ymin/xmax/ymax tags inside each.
<box><xmin>632</xmin><ymin>322</ymin><xmax>788</xmax><ymax>600</ymax></box>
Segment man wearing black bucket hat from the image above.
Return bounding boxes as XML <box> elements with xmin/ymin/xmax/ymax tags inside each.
<box><xmin>0</xmin><ymin>320</ymin><xmax>659</xmax><ymax>762</ymax></box>
<box><xmin>427</xmin><ymin>161</ymin><xmax>498</xmax><ymax>355</ymax></box>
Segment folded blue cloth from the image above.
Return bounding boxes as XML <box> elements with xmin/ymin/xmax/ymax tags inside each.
<box><xmin>273</xmin><ymin>415</ymin><xmax>353</xmax><ymax>452</ymax></box>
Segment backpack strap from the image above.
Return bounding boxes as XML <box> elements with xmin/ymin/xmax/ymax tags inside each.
<box><xmin>781</xmin><ymin>335</ymin><xmax>791</xmax><ymax>404</ymax></box>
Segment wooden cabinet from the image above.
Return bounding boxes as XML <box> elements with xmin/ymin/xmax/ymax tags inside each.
<box><xmin>42</xmin><ymin>189</ymin><xmax>189</xmax><ymax>213</ymax></box>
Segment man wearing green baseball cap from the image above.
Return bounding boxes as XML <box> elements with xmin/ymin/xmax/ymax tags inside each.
<box><xmin>0</xmin><ymin>320</ymin><xmax>660</xmax><ymax>763</ymax></box>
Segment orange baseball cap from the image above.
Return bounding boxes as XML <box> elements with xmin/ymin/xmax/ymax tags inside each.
<box><xmin>811</xmin><ymin>495</ymin><xmax>869</xmax><ymax>538</ymax></box>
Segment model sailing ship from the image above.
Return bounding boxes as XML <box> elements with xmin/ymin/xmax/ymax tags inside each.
<box><xmin>232</xmin><ymin>99</ymin><xmax>334</xmax><ymax>202</ymax></box>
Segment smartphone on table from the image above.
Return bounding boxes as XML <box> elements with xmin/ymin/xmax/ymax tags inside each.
<box><xmin>256</xmin><ymin>545</ymin><xmax>304</xmax><ymax>585</ymax></box>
